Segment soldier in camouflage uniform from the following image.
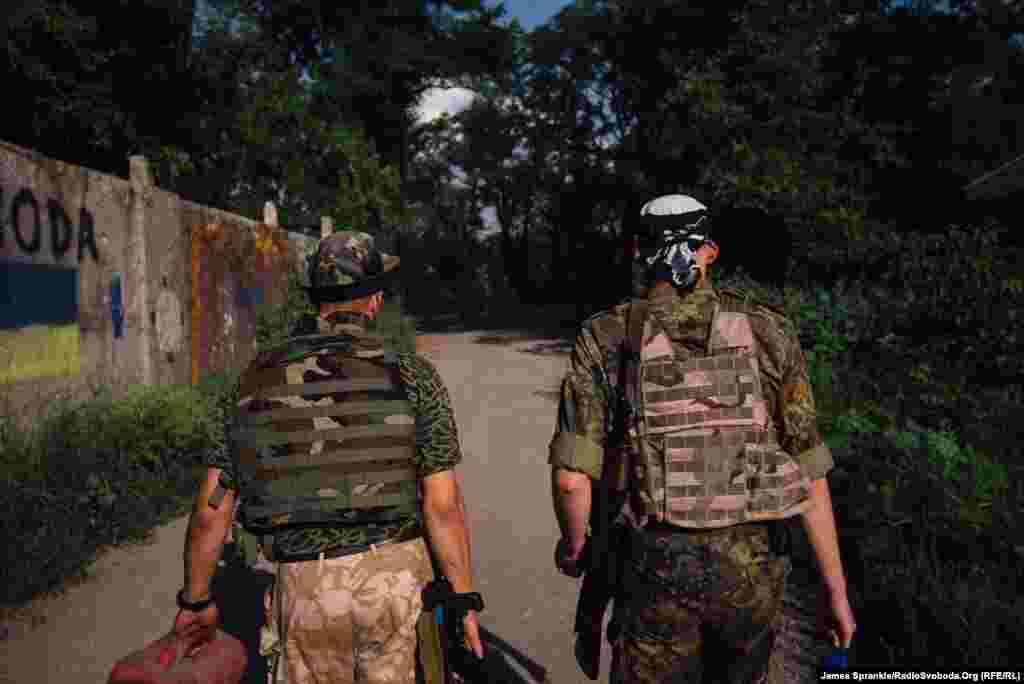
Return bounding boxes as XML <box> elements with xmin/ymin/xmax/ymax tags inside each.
<box><xmin>550</xmin><ymin>195</ymin><xmax>856</xmax><ymax>683</ymax></box>
<box><xmin>173</xmin><ymin>231</ymin><xmax>483</xmax><ymax>683</ymax></box>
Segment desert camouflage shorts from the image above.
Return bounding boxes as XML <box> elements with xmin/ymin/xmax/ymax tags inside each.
<box><xmin>610</xmin><ymin>523</ymin><xmax>791</xmax><ymax>684</ymax></box>
<box><xmin>260</xmin><ymin>537</ymin><xmax>434</xmax><ymax>684</ymax></box>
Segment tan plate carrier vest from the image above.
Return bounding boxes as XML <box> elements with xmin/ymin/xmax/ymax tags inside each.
<box><xmin>231</xmin><ymin>343</ymin><xmax>418</xmax><ymax>541</ymax></box>
<box><xmin>628</xmin><ymin>299</ymin><xmax>813</xmax><ymax>528</ymax></box>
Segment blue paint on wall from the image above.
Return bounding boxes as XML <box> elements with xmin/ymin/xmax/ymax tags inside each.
<box><xmin>240</xmin><ymin>286</ymin><xmax>265</xmax><ymax>308</ymax></box>
<box><xmin>111</xmin><ymin>272</ymin><xmax>124</xmax><ymax>338</ymax></box>
<box><xmin>0</xmin><ymin>262</ymin><xmax>78</xmax><ymax>329</ymax></box>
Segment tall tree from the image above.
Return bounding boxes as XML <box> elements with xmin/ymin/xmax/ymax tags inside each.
<box><xmin>233</xmin><ymin>0</ymin><xmax>516</xmax><ymax>184</ymax></box>
<box><xmin>2</xmin><ymin>0</ymin><xmax>202</xmax><ymax>175</ymax></box>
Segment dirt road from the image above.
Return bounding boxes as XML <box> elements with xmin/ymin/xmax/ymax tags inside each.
<box><xmin>0</xmin><ymin>329</ymin><xmax>825</xmax><ymax>683</ymax></box>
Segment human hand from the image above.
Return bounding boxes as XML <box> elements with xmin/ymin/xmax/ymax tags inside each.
<box><xmin>461</xmin><ymin>610</ymin><xmax>485</xmax><ymax>659</ymax></box>
<box><xmin>554</xmin><ymin>536</ymin><xmax>586</xmax><ymax>578</ymax></box>
<box><xmin>172</xmin><ymin>601</ymin><xmax>220</xmax><ymax>657</ymax></box>
<box><xmin>817</xmin><ymin>587</ymin><xmax>856</xmax><ymax>648</ymax></box>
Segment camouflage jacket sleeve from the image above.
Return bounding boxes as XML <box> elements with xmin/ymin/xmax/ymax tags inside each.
<box><xmin>748</xmin><ymin>308</ymin><xmax>834</xmax><ymax>481</ymax></box>
<box><xmin>397</xmin><ymin>352</ymin><xmax>463</xmax><ymax>477</ymax></box>
<box><xmin>548</xmin><ymin>319</ymin><xmax>617</xmax><ymax>480</ymax></box>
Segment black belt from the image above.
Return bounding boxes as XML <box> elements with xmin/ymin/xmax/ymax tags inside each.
<box><xmin>269</xmin><ymin>528</ymin><xmax>423</xmax><ymax>564</ymax></box>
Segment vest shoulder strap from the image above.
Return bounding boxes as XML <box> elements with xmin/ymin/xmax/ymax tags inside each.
<box><xmin>620</xmin><ymin>299</ymin><xmax>648</xmax><ymax>440</ymax></box>
<box><xmin>626</xmin><ymin>300</ymin><xmax>648</xmax><ymax>356</ymax></box>
<box><xmin>718</xmin><ymin>287</ymin><xmax>787</xmax><ymax>317</ymax></box>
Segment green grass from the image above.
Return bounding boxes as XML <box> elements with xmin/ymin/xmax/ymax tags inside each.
<box><xmin>368</xmin><ymin>293</ymin><xmax>418</xmax><ymax>354</ymax></box>
<box><xmin>0</xmin><ymin>324</ymin><xmax>80</xmax><ymax>382</ymax></box>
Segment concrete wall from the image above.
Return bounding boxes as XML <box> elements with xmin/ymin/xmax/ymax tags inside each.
<box><xmin>0</xmin><ymin>140</ymin><xmax>300</xmax><ymax>424</ymax></box>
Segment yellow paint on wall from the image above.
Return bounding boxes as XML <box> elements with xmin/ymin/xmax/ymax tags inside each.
<box><xmin>0</xmin><ymin>324</ymin><xmax>80</xmax><ymax>383</ymax></box>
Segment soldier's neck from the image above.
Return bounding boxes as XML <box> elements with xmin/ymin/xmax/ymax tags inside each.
<box><xmin>648</xmin><ymin>275</ymin><xmax>712</xmax><ymax>299</ymax></box>
<box><xmin>318</xmin><ymin>311</ymin><xmax>372</xmax><ymax>333</ymax></box>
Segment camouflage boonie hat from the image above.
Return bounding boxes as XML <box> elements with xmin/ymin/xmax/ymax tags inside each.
<box><xmin>304</xmin><ymin>230</ymin><xmax>400</xmax><ymax>302</ymax></box>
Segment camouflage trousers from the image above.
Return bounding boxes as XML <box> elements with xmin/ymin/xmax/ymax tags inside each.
<box><xmin>610</xmin><ymin>523</ymin><xmax>791</xmax><ymax>684</ymax></box>
<box><xmin>260</xmin><ymin>537</ymin><xmax>435</xmax><ymax>684</ymax></box>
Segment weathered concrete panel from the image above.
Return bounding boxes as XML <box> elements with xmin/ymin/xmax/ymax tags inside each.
<box><xmin>148</xmin><ymin>186</ymin><xmax>190</xmax><ymax>387</ymax></box>
<box><xmin>0</xmin><ymin>140</ymin><xmax>298</xmax><ymax>427</ymax></box>
<box><xmin>0</xmin><ymin>141</ymin><xmax>134</xmax><ymax>420</ymax></box>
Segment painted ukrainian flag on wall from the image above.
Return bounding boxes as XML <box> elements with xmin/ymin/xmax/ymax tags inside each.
<box><xmin>0</xmin><ymin>188</ymin><xmax>89</xmax><ymax>382</ymax></box>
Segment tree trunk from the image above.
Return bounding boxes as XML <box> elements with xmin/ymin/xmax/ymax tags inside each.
<box><xmin>174</xmin><ymin>0</ymin><xmax>197</xmax><ymax>75</ymax></box>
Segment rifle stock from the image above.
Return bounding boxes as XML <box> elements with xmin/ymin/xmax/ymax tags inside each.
<box><xmin>573</xmin><ymin>537</ymin><xmax>608</xmax><ymax>680</ymax></box>
<box><xmin>573</xmin><ymin>301</ymin><xmax>647</xmax><ymax>680</ymax></box>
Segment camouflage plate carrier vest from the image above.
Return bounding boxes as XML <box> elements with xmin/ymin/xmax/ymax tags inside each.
<box><xmin>630</xmin><ymin>300</ymin><xmax>813</xmax><ymax>529</ymax></box>
<box><xmin>231</xmin><ymin>336</ymin><xmax>418</xmax><ymax>538</ymax></box>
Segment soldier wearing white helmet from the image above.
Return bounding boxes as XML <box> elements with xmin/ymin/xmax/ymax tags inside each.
<box><xmin>550</xmin><ymin>194</ymin><xmax>855</xmax><ymax>683</ymax></box>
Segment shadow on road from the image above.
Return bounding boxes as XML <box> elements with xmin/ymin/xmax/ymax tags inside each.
<box><xmin>478</xmin><ymin>625</ymin><xmax>551</xmax><ymax>683</ymax></box>
<box><xmin>212</xmin><ymin>547</ymin><xmax>273</xmax><ymax>684</ymax></box>
<box><xmin>471</xmin><ymin>335</ymin><xmax>572</xmax><ymax>357</ymax></box>
<box><xmin>411</xmin><ymin>300</ymin><xmax>580</xmax><ymax>342</ymax></box>
<box><xmin>518</xmin><ymin>340</ymin><xmax>572</xmax><ymax>356</ymax></box>
<box><xmin>532</xmin><ymin>389</ymin><xmax>562</xmax><ymax>403</ymax></box>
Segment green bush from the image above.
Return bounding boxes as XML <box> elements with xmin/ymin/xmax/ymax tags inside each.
<box><xmin>197</xmin><ymin>369</ymin><xmax>242</xmax><ymax>424</ymax></box>
<box><xmin>794</xmin><ymin>223</ymin><xmax>1024</xmax><ymax>668</ymax></box>
<box><xmin>368</xmin><ymin>292</ymin><xmax>419</xmax><ymax>354</ymax></box>
<box><xmin>828</xmin><ymin>427</ymin><xmax>1024</xmax><ymax>668</ymax></box>
<box><xmin>888</xmin><ymin>429</ymin><xmax>1009</xmax><ymax>501</ymax></box>
<box><xmin>0</xmin><ymin>385</ymin><xmax>222</xmax><ymax>604</ymax></box>
<box><xmin>255</xmin><ymin>269</ymin><xmax>315</xmax><ymax>353</ymax></box>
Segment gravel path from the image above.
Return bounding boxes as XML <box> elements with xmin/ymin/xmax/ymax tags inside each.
<box><xmin>0</xmin><ymin>330</ymin><xmax>827</xmax><ymax>683</ymax></box>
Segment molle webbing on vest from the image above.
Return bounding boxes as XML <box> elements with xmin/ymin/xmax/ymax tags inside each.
<box><xmin>646</xmin><ymin>407</ymin><xmax>756</xmax><ymax>430</ymax></box>
<box><xmin>244</xmin><ymin>377</ymin><xmax>397</xmax><ymax>400</ymax></box>
<box><xmin>636</xmin><ymin>305</ymin><xmax>811</xmax><ymax>528</ymax></box>
<box><xmin>742</xmin><ymin>442</ymin><xmax>812</xmax><ymax>521</ymax></box>
<box><xmin>234</xmin><ymin>354</ymin><xmax>417</xmax><ymax>535</ymax></box>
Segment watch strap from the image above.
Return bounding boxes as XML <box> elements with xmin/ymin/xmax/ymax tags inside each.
<box><xmin>177</xmin><ymin>588</ymin><xmax>215</xmax><ymax>612</ymax></box>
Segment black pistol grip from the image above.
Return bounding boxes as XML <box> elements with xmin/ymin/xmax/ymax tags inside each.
<box><xmin>422</xmin><ymin>578</ymin><xmax>453</xmax><ymax>613</ymax></box>
<box><xmin>456</xmin><ymin>592</ymin><xmax>484</xmax><ymax>613</ymax></box>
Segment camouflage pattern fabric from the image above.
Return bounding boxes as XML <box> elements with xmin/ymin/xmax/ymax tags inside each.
<box><xmin>303</xmin><ymin>230</ymin><xmax>399</xmax><ymax>294</ymax></box>
<box><xmin>609</xmin><ymin>524</ymin><xmax>790</xmax><ymax>684</ymax></box>
<box><xmin>206</xmin><ymin>312</ymin><xmax>461</xmax><ymax>557</ymax></box>
<box><xmin>634</xmin><ymin>299</ymin><xmax>813</xmax><ymax>528</ymax></box>
<box><xmin>261</xmin><ymin>536</ymin><xmax>435</xmax><ymax>684</ymax></box>
<box><xmin>232</xmin><ymin>306</ymin><xmax>420</xmax><ymax>535</ymax></box>
<box><xmin>548</xmin><ymin>280</ymin><xmax>833</xmax><ymax>484</ymax></box>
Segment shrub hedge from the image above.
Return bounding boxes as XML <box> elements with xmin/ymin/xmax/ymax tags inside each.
<box><xmin>731</xmin><ymin>222</ymin><xmax>1024</xmax><ymax>669</ymax></box>
<box><xmin>0</xmin><ymin>385</ymin><xmax>226</xmax><ymax>604</ymax></box>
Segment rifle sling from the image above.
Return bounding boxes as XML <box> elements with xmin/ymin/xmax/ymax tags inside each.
<box><xmin>592</xmin><ymin>299</ymin><xmax>648</xmax><ymax>586</ymax></box>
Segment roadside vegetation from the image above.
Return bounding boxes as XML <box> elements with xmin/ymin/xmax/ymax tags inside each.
<box><xmin>711</xmin><ymin>224</ymin><xmax>1023</xmax><ymax>668</ymax></box>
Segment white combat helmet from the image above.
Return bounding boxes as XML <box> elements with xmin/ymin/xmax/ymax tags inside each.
<box><xmin>637</xmin><ymin>194</ymin><xmax>712</xmax><ymax>289</ymax></box>
<box><xmin>639</xmin><ymin>194</ymin><xmax>708</xmax><ymax>219</ymax></box>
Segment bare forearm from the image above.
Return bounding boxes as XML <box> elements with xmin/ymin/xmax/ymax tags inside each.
<box><xmin>184</xmin><ymin>513</ymin><xmax>229</xmax><ymax>600</ymax></box>
<box><xmin>456</xmin><ymin>472</ymin><xmax>472</xmax><ymax>568</ymax></box>
<box><xmin>552</xmin><ymin>469</ymin><xmax>591</xmax><ymax>549</ymax></box>
<box><xmin>800</xmin><ymin>477</ymin><xmax>848</xmax><ymax>595</ymax></box>
<box><xmin>423</xmin><ymin>506</ymin><xmax>474</xmax><ymax>595</ymax></box>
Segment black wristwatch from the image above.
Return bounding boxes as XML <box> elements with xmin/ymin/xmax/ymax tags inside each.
<box><xmin>176</xmin><ymin>588</ymin><xmax>216</xmax><ymax>612</ymax></box>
